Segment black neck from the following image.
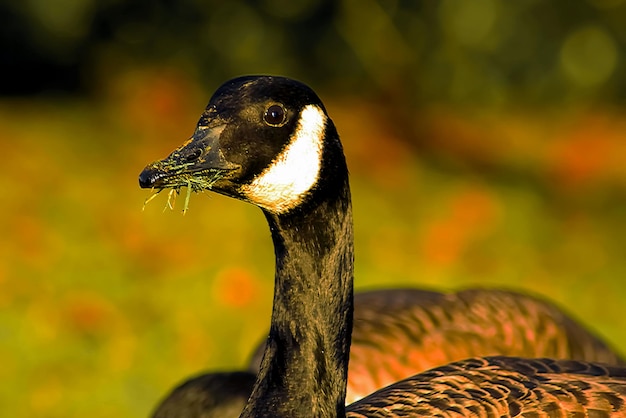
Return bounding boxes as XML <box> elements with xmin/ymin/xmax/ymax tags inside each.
<box><xmin>241</xmin><ymin>169</ymin><xmax>354</xmax><ymax>418</ymax></box>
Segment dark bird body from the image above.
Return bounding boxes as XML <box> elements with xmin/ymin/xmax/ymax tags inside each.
<box><xmin>140</xmin><ymin>75</ymin><xmax>626</xmax><ymax>417</ymax></box>
<box><xmin>153</xmin><ymin>372</ymin><xmax>255</xmax><ymax>418</ymax></box>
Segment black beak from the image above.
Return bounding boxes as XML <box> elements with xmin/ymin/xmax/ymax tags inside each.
<box><xmin>138</xmin><ymin>166</ymin><xmax>163</xmax><ymax>189</ymax></box>
<box><xmin>138</xmin><ymin>125</ymin><xmax>238</xmax><ymax>190</ymax></box>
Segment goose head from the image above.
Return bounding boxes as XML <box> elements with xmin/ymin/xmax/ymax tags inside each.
<box><xmin>139</xmin><ymin>75</ymin><xmax>344</xmax><ymax>215</ymax></box>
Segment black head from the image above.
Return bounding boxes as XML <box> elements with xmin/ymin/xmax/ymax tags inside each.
<box><xmin>139</xmin><ymin>75</ymin><xmax>345</xmax><ymax>214</ymax></box>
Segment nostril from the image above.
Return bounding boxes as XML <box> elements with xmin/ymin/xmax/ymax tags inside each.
<box><xmin>185</xmin><ymin>149</ymin><xmax>202</xmax><ymax>162</ymax></box>
<box><xmin>139</xmin><ymin>168</ymin><xmax>158</xmax><ymax>188</ymax></box>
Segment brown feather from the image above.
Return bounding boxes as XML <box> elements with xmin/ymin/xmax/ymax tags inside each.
<box><xmin>347</xmin><ymin>357</ymin><xmax>626</xmax><ymax>417</ymax></box>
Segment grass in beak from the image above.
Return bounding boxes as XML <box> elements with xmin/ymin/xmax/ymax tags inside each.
<box><xmin>166</xmin><ymin>189</ymin><xmax>178</xmax><ymax>211</ymax></box>
<box><xmin>183</xmin><ymin>180</ymin><xmax>192</xmax><ymax>215</ymax></box>
<box><xmin>141</xmin><ymin>171</ymin><xmax>223</xmax><ymax>214</ymax></box>
<box><xmin>142</xmin><ymin>188</ymin><xmax>163</xmax><ymax>211</ymax></box>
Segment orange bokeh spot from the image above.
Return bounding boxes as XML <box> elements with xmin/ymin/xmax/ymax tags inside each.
<box><xmin>212</xmin><ymin>267</ymin><xmax>261</xmax><ymax>309</ymax></box>
<box><xmin>422</xmin><ymin>187</ymin><xmax>501</xmax><ymax>267</ymax></box>
<box><xmin>547</xmin><ymin>114</ymin><xmax>623</xmax><ymax>189</ymax></box>
<box><xmin>62</xmin><ymin>291</ymin><xmax>116</xmax><ymax>336</ymax></box>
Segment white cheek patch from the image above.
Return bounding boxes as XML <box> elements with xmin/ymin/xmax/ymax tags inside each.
<box><xmin>241</xmin><ymin>104</ymin><xmax>326</xmax><ymax>214</ymax></box>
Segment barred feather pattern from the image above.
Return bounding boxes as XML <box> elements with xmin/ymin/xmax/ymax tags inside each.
<box><xmin>346</xmin><ymin>356</ymin><xmax>626</xmax><ymax>417</ymax></box>
<box><xmin>343</xmin><ymin>289</ymin><xmax>623</xmax><ymax>403</ymax></box>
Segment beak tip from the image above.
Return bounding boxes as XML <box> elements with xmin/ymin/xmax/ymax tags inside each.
<box><xmin>139</xmin><ymin>167</ymin><xmax>157</xmax><ymax>189</ymax></box>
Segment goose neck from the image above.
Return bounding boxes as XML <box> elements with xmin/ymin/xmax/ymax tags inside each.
<box><xmin>242</xmin><ymin>180</ymin><xmax>354</xmax><ymax>418</ymax></box>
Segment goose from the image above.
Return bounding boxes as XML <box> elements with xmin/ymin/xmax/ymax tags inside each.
<box><xmin>140</xmin><ymin>75</ymin><xmax>626</xmax><ymax>417</ymax></box>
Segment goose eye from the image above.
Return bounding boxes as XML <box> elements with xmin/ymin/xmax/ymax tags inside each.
<box><xmin>264</xmin><ymin>104</ymin><xmax>286</xmax><ymax>126</ymax></box>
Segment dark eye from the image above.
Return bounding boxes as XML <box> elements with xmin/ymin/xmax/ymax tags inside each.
<box><xmin>264</xmin><ymin>104</ymin><xmax>286</xmax><ymax>126</ymax></box>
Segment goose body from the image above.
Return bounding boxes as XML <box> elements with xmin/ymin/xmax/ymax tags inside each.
<box><xmin>153</xmin><ymin>288</ymin><xmax>624</xmax><ymax>418</ymax></box>
<box><xmin>140</xmin><ymin>75</ymin><xmax>626</xmax><ymax>417</ymax></box>
<box><xmin>252</xmin><ymin>287</ymin><xmax>623</xmax><ymax>402</ymax></box>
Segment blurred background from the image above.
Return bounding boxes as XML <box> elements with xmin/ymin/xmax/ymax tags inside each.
<box><xmin>1</xmin><ymin>0</ymin><xmax>626</xmax><ymax>416</ymax></box>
